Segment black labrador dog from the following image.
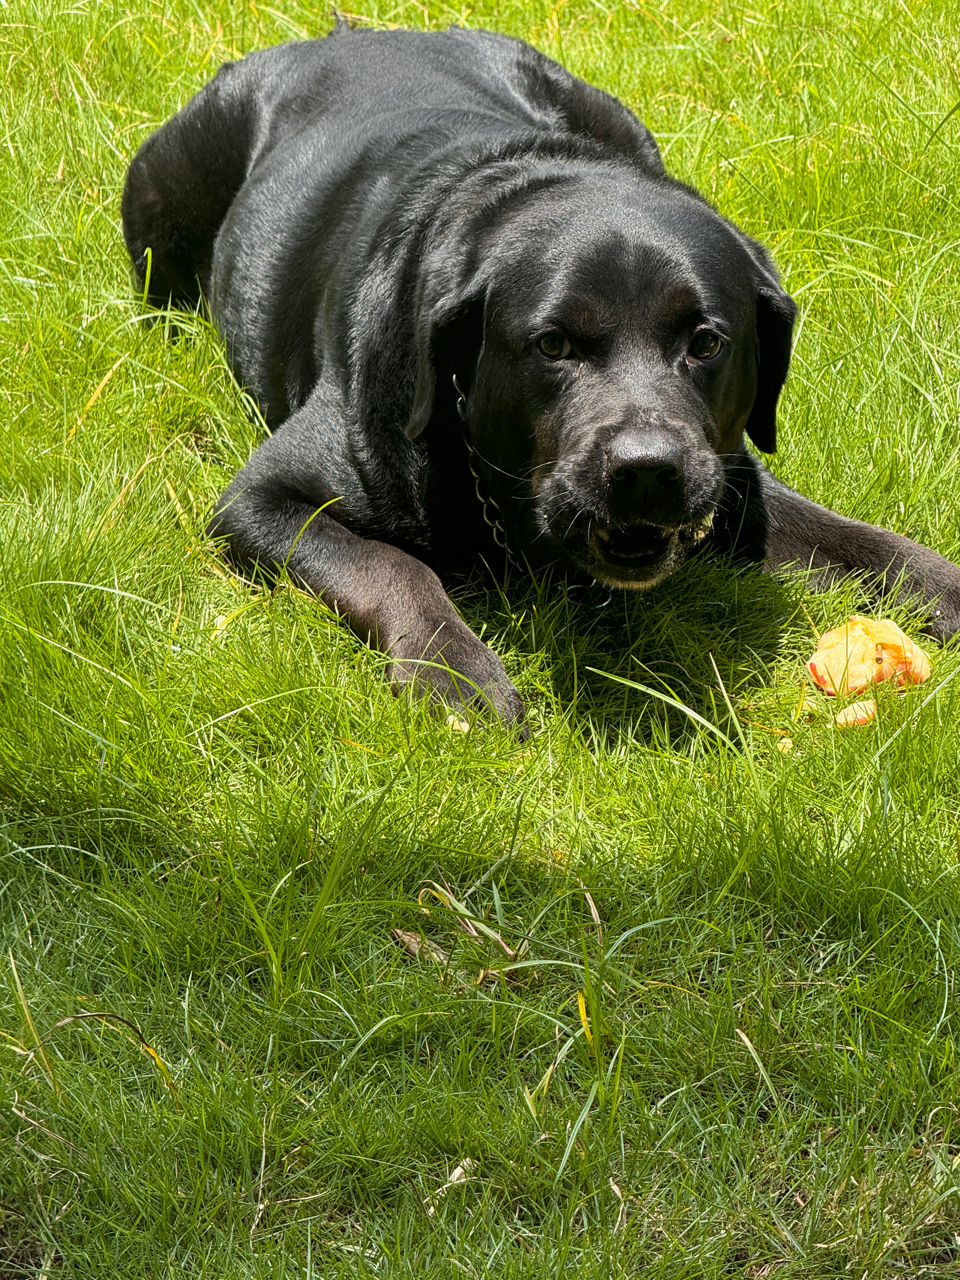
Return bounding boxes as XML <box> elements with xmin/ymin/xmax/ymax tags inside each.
<box><xmin>122</xmin><ymin>24</ymin><xmax>960</xmax><ymax>727</ymax></box>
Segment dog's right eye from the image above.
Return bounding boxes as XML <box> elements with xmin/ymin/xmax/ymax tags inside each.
<box><xmin>688</xmin><ymin>329</ymin><xmax>725</xmax><ymax>361</ymax></box>
<box><xmin>537</xmin><ymin>333</ymin><xmax>573</xmax><ymax>360</ymax></box>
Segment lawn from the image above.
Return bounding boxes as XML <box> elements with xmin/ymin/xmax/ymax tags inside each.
<box><xmin>2</xmin><ymin>0</ymin><xmax>960</xmax><ymax>1275</ymax></box>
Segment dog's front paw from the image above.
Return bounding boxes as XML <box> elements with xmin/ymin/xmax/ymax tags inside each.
<box><xmin>922</xmin><ymin>589</ymin><xmax>960</xmax><ymax>645</ymax></box>
<box><xmin>387</xmin><ymin>618</ymin><xmax>526</xmax><ymax>732</ymax></box>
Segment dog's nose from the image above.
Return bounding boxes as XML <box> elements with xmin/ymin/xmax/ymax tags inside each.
<box><xmin>605</xmin><ymin>428</ymin><xmax>685</xmax><ymax>516</ymax></box>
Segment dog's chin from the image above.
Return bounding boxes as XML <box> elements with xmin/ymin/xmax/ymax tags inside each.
<box><xmin>559</xmin><ymin>512</ymin><xmax>716</xmax><ymax>591</ymax></box>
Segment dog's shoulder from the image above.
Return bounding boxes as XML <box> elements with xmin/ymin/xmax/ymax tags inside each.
<box><xmin>209</xmin><ymin>26</ymin><xmax>665</xmax><ymax>179</ymax></box>
<box><xmin>389</xmin><ymin>26</ymin><xmax>666</xmax><ymax>175</ymax></box>
<box><xmin>457</xmin><ymin>28</ymin><xmax>665</xmax><ymax>174</ymax></box>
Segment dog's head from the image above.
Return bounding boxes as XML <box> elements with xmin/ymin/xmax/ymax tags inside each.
<box><xmin>407</xmin><ymin>167</ymin><xmax>796</xmax><ymax>588</ymax></box>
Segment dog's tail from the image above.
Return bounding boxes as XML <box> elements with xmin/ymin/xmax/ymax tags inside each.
<box><xmin>121</xmin><ymin>61</ymin><xmax>257</xmax><ymax>310</ymax></box>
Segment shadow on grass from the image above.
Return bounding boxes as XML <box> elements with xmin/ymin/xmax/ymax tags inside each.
<box><xmin>456</xmin><ymin>554</ymin><xmax>801</xmax><ymax>747</ymax></box>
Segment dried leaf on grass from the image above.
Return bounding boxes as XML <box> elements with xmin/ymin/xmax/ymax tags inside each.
<box><xmin>391</xmin><ymin>929</ymin><xmax>449</xmax><ymax>966</ymax></box>
<box><xmin>424</xmin><ymin>1158</ymin><xmax>477</xmax><ymax>1217</ymax></box>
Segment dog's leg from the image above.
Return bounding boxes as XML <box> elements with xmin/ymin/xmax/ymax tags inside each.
<box><xmin>207</xmin><ymin>414</ymin><xmax>526</xmax><ymax>729</ymax></box>
<box><xmin>757</xmin><ymin>467</ymin><xmax>960</xmax><ymax>642</ymax></box>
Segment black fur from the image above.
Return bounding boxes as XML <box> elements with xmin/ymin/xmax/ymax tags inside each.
<box><xmin>123</xmin><ymin>26</ymin><xmax>960</xmax><ymax>727</ymax></box>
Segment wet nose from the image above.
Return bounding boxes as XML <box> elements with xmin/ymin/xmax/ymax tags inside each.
<box><xmin>605</xmin><ymin>428</ymin><xmax>685</xmax><ymax>516</ymax></box>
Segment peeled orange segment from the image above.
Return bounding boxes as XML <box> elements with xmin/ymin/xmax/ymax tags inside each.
<box><xmin>806</xmin><ymin>616</ymin><xmax>930</xmax><ymax>696</ymax></box>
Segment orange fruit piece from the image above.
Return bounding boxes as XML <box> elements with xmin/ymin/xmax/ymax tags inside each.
<box><xmin>835</xmin><ymin>699</ymin><xmax>877</xmax><ymax>727</ymax></box>
<box><xmin>806</xmin><ymin>616</ymin><xmax>930</xmax><ymax>696</ymax></box>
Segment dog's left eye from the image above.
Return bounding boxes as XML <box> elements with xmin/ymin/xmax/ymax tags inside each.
<box><xmin>689</xmin><ymin>330</ymin><xmax>725</xmax><ymax>361</ymax></box>
<box><xmin>537</xmin><ymin>333</ymin><xmax>573</xmax><ymax>360</ymax></box>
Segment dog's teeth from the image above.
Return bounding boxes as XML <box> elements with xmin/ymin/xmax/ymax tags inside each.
<box><xmin>596</xmin><ymin>528</ymin><xmax>610</xmax><ymax>542</ymax></box>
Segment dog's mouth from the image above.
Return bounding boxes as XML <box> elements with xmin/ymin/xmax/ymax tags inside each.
<box><xmin>573</xmin><ymin>509</ymin><xmax>716</xmax><ymax>588</ymax></box>
<box><xmin>595</xmin><ymin>522</ymin><xmax>674</xmax><ymax>567</ymax></box>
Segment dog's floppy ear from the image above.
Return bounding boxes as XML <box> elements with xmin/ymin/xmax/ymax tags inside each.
<box><xmin>405</xmin><ymin>260</ymin><xmax>486</xmax><ymax>441</ymax></box>
<box><xmin>744</xmin><ymin>271</ymin><xmax>797</xmax><ymax>456</ymax></box>
<box><xmin>745</xmin><ymin>285</ymin><xmax>796</xmax><ymax>454</ymax></box>
<box><xmin>406</xmin><ymin>304</ymin><xmax>480</xmax><ymax>439</ymax></box>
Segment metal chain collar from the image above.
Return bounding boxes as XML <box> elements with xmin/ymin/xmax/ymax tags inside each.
<box><xmin>453</xmin><ymin>373</ymin><xmax>518</xmax><ymax>567</ymax></box>
<box><xmin>450</xmin><ymin>373</ymin><xmax>611</xmax><ymax>606</ymax></box>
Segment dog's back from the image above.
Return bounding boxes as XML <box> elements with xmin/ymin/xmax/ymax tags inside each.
<box><xmin>121</xmin><ymin>26</ymin><xmax>661</xmax><ymax>312</ymax></box>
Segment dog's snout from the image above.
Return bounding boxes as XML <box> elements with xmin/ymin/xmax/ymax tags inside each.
<box><xmin>605</xmin><ymin>428</ymin><xmax>685</xmax><ymax>512</ymax></box>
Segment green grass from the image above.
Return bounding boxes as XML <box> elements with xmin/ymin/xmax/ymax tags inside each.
<box><xmin>2</xmin><ymin>0</ymin><xmax>960</xmax><ymax>1274</ymax></box>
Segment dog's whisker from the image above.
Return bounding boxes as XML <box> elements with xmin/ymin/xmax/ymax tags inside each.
<box><xmin>562</xmin><ymin>507</ymin><xmax>588</xmax><ymax>541</ymax></box>
<box><xmin>463</xmin><ymin>445</ymin><xmax>527</xmax><ymax>484</ymax></box>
